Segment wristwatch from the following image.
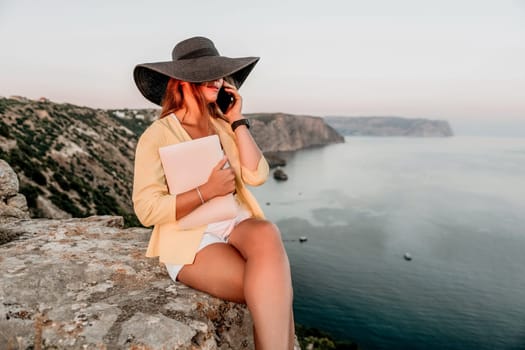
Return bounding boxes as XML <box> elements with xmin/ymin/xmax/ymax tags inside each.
<box><xmin>231</xmin><ymin>118</ymin><xmax>251</xmax><ymax>132</ymax></box>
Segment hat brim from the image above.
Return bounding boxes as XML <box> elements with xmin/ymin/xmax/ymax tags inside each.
<box><xmin>134</xmin><ymin>56</ymin><xmax>259</xmax><ymax>106</ymax></box>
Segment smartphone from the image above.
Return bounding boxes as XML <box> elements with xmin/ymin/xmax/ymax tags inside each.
<box><xmin>216</xmin><ymin>86</ymin><xmax>234</xmax><ymax>113</ymax></box>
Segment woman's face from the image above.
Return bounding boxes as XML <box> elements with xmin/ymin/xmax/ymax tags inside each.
<box><xmin>198</xmin><ymin>78</ymin><xmax>224</xmax><ymax>103</ymax></box>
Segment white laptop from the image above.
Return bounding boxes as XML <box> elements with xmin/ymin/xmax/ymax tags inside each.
<box><xmin>158</xmin><ymin>135</ymin><xmax>237</xmax><ymax>229</ymax></box>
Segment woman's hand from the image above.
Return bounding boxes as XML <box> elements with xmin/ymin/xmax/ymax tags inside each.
<box><xmin>222</xmin><ymin>80</ymin><xmax>243</xmax><ymax>123</ymax></box>
<box><xmin>200</xmin><ymin>156</ymin><xmax>236</xmax><ymax>200</ymax></box>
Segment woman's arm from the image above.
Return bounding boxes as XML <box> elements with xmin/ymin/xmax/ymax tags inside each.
<box><xmin>222</xmin><ymin>80</ymin><xmax>263</xmax><ymax>172</ymax></box>
<box><xmin>232</xmin><ymin>121</ymin><xmax>263</xmax><ymax>172</ymax></box>
<box><xmin>133</xmin><ymin>125</ymin><xmax>236</xmax><ymax>225</ymax></box>
<box><xmin>133</xmin><ymin>126</ymin><xmax>177</xmax><ymax>227</ymax></box>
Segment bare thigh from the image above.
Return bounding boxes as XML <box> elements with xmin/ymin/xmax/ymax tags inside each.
<box><xmin>177</xmin><ymin>242</ymin><xmax>246</xmax><ymax>303</ymax></box>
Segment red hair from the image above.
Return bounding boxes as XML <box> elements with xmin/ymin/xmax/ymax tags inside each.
<box><xmin>159</xmin><ymin>78</ymin><xmax>223</xmax><ymax>120</ymax></box>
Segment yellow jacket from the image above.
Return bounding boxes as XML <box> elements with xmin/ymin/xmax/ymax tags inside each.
<box><xmin>133</xmin><ymin>113</ymin><xmax>269</xmax><ymax>265</ymax></box>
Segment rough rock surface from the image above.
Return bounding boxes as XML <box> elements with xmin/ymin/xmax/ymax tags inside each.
<box><xmin>0</xmin><ymin>216</ymin><xmax>300</xmax><ymax>349</ymax></box>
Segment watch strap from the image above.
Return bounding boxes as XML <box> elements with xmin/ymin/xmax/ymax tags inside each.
<box><xmin>231</xmin><ymin>118</ymin><xmax>250</xmax><ymax>132</ymax></box>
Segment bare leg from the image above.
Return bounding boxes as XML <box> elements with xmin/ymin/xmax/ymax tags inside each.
<box><xmin>177</xmin><ymin>243</ymin><xmax>246</xmax><ymax>303</ymax></box>
<box><xmin>228</xmin><ymin>218</ymin><xmax>295</xmax><ymax>350</ymax></box>
<box><xmin>177</xmin><ymin>219</ymin><xmax>295</xmax><ymax>349</ymax></box>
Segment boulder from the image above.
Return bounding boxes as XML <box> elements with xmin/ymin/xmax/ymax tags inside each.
<box><xmin>0</xmin><ymin>160</ymin><xmax>30</xmax><ymax>225</ymax></box>
<box><xmin>273</xmin><ymin>168</ymin><xmax>288</xmax><ymax>181</ymax></box>
<box><xmin>0</xmin><ymin>216</ymin><xmax>268</xmax><ymax>349</ymax></box>
<box><xmin>0</xmin><ymin>159</ymin><xmax>19</xmax><ymax>199</ymax></box>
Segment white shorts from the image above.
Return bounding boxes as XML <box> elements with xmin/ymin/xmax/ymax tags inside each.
<box><xmin>165</xmin><ymin>207</ymin><xmax>251</xmax><ymax>281</ymax></box>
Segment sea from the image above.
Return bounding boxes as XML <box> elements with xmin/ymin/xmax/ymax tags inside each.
<box><xmin>250</xmin><ymin>136</ymin><xmax>525</xmax><ymax>350</ymax></box>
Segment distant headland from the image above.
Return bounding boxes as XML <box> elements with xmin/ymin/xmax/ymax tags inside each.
<box><xmin>324</xmin><ymin>116</ymin><xmax>454</xmax><ymax>137</ymax></box>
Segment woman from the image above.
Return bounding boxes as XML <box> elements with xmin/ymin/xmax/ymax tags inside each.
<box><xmin>132</xmin><ymin>36</ymin><xmax>295</xmax><ymax>349</ymax></box>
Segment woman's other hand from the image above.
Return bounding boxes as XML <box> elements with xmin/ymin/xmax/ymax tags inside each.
<box><xmin>200</xmin><ymin>156</ymin><xmax>236</xmax><ymax>200</ymax></box>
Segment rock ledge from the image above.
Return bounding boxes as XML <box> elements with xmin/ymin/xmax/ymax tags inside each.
<box><xmin>0</xmin><ymin>216</ymin><xmax>258</xmax><ymax>349</ymax></box>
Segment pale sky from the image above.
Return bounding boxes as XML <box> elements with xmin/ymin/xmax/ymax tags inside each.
<box><xmin>1</xmin><ymin>0</ymin><xmax>524</xmax><ymax>128</ymax></box>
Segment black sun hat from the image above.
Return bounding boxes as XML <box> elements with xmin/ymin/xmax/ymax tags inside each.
<box><xmin>133</xmin><ymin>36</ymin><xmax>260</xmax><ymax>106</ymax></box>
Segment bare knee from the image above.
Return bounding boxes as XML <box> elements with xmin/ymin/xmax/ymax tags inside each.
<box><xmin>231</xmin><ymin>219</ymin><xmax>286</xmax><ymax>259</ymax></box>
<box><xmin>254</xmin><ymin>219</ymin><xmax>282</xmax><ymax>241</ymax></box>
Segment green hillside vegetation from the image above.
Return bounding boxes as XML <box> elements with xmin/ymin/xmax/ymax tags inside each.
<box><xmin>0</xmin><ymin>97</ymin><xmax>158</xmax><ymax>227</ymax></box>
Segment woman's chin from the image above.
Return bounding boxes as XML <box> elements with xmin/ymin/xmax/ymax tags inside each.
<box><xmin>205</xmin><ymin>94</ymin><xmax>219</xmax><ymax>103</ymax></box>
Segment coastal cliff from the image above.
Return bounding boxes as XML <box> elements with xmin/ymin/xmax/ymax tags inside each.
<box><xmin>324</xmin><ymin>116</ymin><xmax>453</xmax><ymax>137</ymax></box>
<box><xmin>248</xmin><ymin>113</ymin><xmax>345</xmax><ymax>152</ymax></box>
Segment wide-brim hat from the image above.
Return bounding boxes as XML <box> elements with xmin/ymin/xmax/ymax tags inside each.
<box><xmin>134</xmin><ymin>36</ymin><xmax>259</xmax><ymax>106</ymax></box>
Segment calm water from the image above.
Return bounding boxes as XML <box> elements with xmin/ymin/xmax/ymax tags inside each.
<box><xmin>251</xmin><ymin>137</ymin><xmax>525</xmax><ymax>350</ymax></box>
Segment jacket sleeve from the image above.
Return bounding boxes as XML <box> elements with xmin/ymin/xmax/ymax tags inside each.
<box><xmin>132</xmin><ymin>125</ymin><xmax>177</xmax><ymax>227</ymax></box>
<box><xmin>240</xmin><ymin>154</ymin><xmax>269</xmax><ymax>186</ymax></box>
